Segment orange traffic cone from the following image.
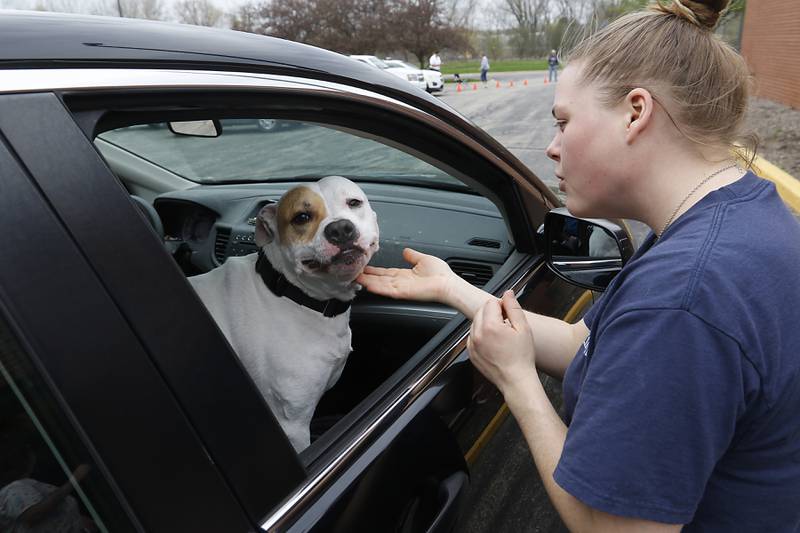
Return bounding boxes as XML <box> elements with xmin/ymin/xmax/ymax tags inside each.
<box><xmin>523</xmin><ymin>79</ymin><xmax>528</xmax><ymax>86</ymax></box>
<box><xmin>544</xmin><ymin>77</ymin><xmax>549</xmax><ymax>84</ymax></box>
<box><xmin>495</xmin><ymin>80</ymin><xmax>500</xmax><ymax>88</ymax></box>
<box><xmin>472</xmin><ymin>83</ymin><xmax>477</xmax><ymax>91</ymax></box>
<box><xmin>509</xmin><ymin>80</ymin><xmax>514</xmax><ymax>87</ymax></box>
<box><xmin>457</xmin><ymin>83</ymin><xmax>462</xmax><ymax>92</ymax></box>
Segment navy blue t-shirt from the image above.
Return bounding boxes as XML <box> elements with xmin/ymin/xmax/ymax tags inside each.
<box><xmin>554</xmin><ymin>172</ymin><xmax>800</xmax><ymax>530</ymax></box>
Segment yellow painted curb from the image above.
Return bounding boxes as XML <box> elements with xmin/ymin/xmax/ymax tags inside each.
<box><xmin>751</xmin><ymin>156</ymin><xmax>800</xmax><ymax>213</ymax></box>
<box><xmin>465</xmin><ymin>404</ymin><xmax>509</xmax><ymax>466</ymax></box>
<box><xmin>735</xmin><ymin>148</ymin><xmax>800</xmax><ymax>212</ymax></box>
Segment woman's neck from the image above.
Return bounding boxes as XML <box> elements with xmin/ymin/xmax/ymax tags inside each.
<box><xmin>633</xmin><ymin>149</ymin><xmax>743</xmax><ymax>235</ymax></box>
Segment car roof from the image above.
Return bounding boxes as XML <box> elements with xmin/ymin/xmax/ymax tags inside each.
<box><xmin>0</xmin><ymin>12</ymin><xmax>422</xmax><ymax>99</ymax></box>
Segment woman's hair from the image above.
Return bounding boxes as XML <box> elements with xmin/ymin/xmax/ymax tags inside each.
<box><xmin>566</xmin><ymin>0</ymin><xmax>755</xmax><ymax>162</ymax></box>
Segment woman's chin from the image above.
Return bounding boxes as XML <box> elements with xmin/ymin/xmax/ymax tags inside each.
<box><xmin>564</xmin><ymin>197</ymin><xmax>587</xmax><ymax>217</ymax></box>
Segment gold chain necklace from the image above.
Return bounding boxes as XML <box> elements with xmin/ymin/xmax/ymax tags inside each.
<box><xmin>658</xmin><ymin>162</ymin><xmax>740</xmax><ymax>238</ymax></box>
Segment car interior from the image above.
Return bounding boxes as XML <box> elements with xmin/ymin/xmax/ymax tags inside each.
<box><xmin>90</xmin><ymin>108</ymin><xmax>516</xmax><ymax>459</ymax></box>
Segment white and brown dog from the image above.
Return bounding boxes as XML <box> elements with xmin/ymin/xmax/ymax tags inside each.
<box><xmin>189</xmin><ymin>176</ymin><xmax>379</xmax><ymax>451</ymax></box>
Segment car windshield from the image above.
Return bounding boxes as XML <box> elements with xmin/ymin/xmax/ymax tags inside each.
<box><xmin>97</xmin><ymin>120</ymin><xmax>471</xmax><ymax>192</ymax></box>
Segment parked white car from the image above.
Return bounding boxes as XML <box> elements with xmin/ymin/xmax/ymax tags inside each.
<box><xmin>385</xmin><ymin>59</ymin><xmax>444</xmax><ymax>93</ymax></box>
<box><xmin>349</xmin><ymin>55</ymin><xmax>427</xmax><ymax>92</ymax></box>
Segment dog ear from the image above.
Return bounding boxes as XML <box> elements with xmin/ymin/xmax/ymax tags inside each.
<box><xmin>255</xmin><ymin>202</ymin><xmax>278</xmax><ymax>246</ymax></box>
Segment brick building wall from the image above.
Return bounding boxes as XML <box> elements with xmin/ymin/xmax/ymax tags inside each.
<box><xmin>740</xmin><ymin>0</ymin><xmax>800</xmax><ymax>109</ymax></box>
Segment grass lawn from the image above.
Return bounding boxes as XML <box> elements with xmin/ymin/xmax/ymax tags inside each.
<box><xmin>440</xmin><ymin>59</ymin><xmax>548</xmax><ymax>74</ymax></box>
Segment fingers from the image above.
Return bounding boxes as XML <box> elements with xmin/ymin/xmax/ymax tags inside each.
<box><xmin>500</xmin><ymin>290</ymin><xmax>527</xmax><ymax>331</ymax></box>
<box><xmin>356</xmin><ymin>273</ymin><xmax>395</xmax><ymax>295</ymax></box>
<box><xmin>481</xmin><ymin>296</ymin><xmax>504</xmax><ymax>324</ymax></box>
<box><xmin>361</xmin><ymin>265</ymin><xmax>397</xmax><ymax>276</ymax></box>
<box><xmin>362</xmin><ymin>265</ymin><xmax>386</xmax><ymax>275</ymax></box>
<box><xmin>402</xmin><ymin>247</ymin><xmax>425</xmax><ymax>265</ymax></box>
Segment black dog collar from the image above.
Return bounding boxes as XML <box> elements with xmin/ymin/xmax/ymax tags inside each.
<box><xmin>255</xmin><ymin>251</ymin><xmax>352</xmax><ymax>318</ymax></box>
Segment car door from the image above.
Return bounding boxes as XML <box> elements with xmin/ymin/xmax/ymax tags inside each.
<box><xmin>0</xmin><ymin>92</ymin><xmax>283</xmax><ymax>531</ymax></box>
<box><xmin>0</xmin><ymin>70</ymin><xmax>587</xmax><ymax>532</ymax></box>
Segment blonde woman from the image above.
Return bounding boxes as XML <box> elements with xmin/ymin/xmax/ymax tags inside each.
<box><xmin>358</xmin><ymin>0</ymin><xmax>800</xmax><ymax>530</ymax></box>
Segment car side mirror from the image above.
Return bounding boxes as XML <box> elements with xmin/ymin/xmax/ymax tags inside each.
<box><xmin>168</xmin><ymin>119</ymin><xmax>222</xmax><ymax>138</ymax></box>
<box><xmin>544</xmin><ymin>207</ymin><xmax>635</xmax><ymax>292</ymax></box>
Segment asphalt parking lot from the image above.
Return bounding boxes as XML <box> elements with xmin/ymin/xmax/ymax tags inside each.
<box><xmin>440</xmin><ymin>71</ymin><xmax>560</xmax><ymax>194</ymax></box>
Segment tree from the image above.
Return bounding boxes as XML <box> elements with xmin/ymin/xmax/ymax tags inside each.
<box><xmin>34</xmin><ymin>0</ymin><xmax>113</xmax><ymax>16</ymax></box>
<box><xmin>119</xmin><ymin>0</ymin><xmax>164</xmax><ymax>19</ymax></box>
<box><xmin>503</xmin><ymin>0</ymin><xmax>551</xmax><ymax>56</ymax></box>
<box><xmin>391</xmin><ymin>0</ymin><xmax>471</xmax><ymax>68</ymax></box>
<box><xmin>175</xmin><ymin>0</ymin><xmax>223</xmax><ymax>27</ymax></box>
<box><xmin>230</xmin><ymin>2</ymin><xmax>263</xmax><ymax>32</ymax></box>
<box><xmin>443</xmin><ymin>0</ymin><xmax>479</xmax><ymax>28</ymax></box>
<box><xmin>256</xmin><ymin>0</ymin><xmax>394</xmax><ymax>54</ymax></box>
<box><xmin>245</xmin><ymin>0</ymin><xmax>468</xmax><ymax>63</ymax></box>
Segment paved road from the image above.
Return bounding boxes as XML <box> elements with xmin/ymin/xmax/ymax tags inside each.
<box><xmin>439</xmin><ymin>71</ymin><xmax>560</xmax><ymax>195</ymax></box>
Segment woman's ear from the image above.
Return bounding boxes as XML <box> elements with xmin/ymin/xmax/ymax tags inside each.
<box><xmin>624</xmin><ymin>88</ymin><xmax>654</xmax><ymax>144</ymax></box>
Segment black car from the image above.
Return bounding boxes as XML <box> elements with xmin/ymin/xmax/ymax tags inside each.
<box><xmin>0</xmin><ymin>11</ymin><xmax>632</xmax><ymax>533</ymax></box>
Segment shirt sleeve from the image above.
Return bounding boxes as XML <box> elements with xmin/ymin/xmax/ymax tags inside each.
<box><xmin>581</xmin><ymin>299</ymin><xmax>600</xmax><ymax>328</ymax></box>
<box><xmin>554</xmin><ymin>308</ymin><xmax>745</xmax><ymax>524</ymax></box>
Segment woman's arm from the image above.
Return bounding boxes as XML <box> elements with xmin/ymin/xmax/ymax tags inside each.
<box><xmin>469</xmin><ymin>293</ymin><xmax>681</xmax><ymax>533</ymax></box>
<box><xmin>357</xmin><ymin>248</ymin><xmax>588</xmax><ymax>379</ymax></box>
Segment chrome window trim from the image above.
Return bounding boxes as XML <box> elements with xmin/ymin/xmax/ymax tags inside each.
<box><xmin>260</xmin><ymin>261</ymin><xmax>541</xmax><ymax>531</ymax></box>
<box><xmin>552</xmin><ymin>259</ymin><xmax>623</xmax><ymax>269</ymax></box>
<box><xmin>0</xmin><ymin>68</ymin><xmax>419</xmax><ymax>112</ymax></box>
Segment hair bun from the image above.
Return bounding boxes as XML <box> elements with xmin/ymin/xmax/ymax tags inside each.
<box><xmin>652</xmin><ymin>0</ymin><xmax>730</xmax><ymax>30</ymax></box>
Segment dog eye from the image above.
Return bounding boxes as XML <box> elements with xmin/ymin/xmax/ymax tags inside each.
<box><xmin>292</xmin><ymin>212</ymin><xmax>312</xmax><ymax>225</ymax></box>
<box><xmin>347</xmin><ymin>199</ymin><xmax>363</xmax><ymax>208</ymax></box>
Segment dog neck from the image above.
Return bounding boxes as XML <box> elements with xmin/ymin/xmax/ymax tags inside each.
<box><xmin>255</xmin><ymin>251</ymin><xmax>352</xmax><ymax>318</ymax></box>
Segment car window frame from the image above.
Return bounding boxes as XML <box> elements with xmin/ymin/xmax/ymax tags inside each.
<box><xmin>45</xmin><ymin>73</ymin><xmax>555</xmax><ymax>525</ymax></box>
<box><xmin>0</xmin><ymin>95</ymin><xmax>265</xmax><ymax>531</ymax></box>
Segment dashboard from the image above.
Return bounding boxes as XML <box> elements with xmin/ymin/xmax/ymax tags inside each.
<box><xmin>154</xmin><ymin>181</ymin><xmax>513</xmax><ymax>288</ymax></box>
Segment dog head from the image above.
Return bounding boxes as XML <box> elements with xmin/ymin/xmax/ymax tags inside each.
<box><xmin>255</xmin><ymin>176</ymin><xmax>379</xmax><ymax>302</ymax></box>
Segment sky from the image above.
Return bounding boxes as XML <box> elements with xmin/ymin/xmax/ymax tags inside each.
<box><xmin>1</xmin><ymin>0</ymin><xmax>497</xmax><ymax>28</ymax></box>
<box><xmin>0</xmin><ymin>0</ymin><xmax>250</xmax><ymax>22</ymax></box>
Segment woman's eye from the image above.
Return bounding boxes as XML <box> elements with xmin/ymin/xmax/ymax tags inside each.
<box><xmin>292</xmin><ymin>212</ymin><xmax>312</xmax><ymax>225</ymax></box>
<box><xmin>347</xmin><ymin>199</ymin><xmax>363</xmax><ymax>208</ymax></box>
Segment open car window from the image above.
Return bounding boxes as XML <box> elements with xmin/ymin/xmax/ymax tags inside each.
<box><xmin>92</xmin><ymin>108</ymin><xmax>516</xmax><ymax>515</ymax></box>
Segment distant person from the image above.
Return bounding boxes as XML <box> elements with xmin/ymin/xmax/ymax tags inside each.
<box><xmin>547</xmin><ymin>49</ymin><xmax>559</xmax><ymax>82</ymax></box>
<box><xmin>480</xmin><ymin>54</ymin><xmax>490</xmax><ymax>87</ymax></box>
<box><xmin>428</xmin><ymin>51</ymin><xmax>441</xmax><ymax>71</ymax></box>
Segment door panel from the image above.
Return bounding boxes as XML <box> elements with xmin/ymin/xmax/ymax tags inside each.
<box><xmin>0</xmin><ymin>107</ymin><xmax>255</xmax><ymax>531</ymax></box>
<box><xmin>0</xmin><ymin>91</ymin><xmax>305</xmax><ymax>523</ymax></box>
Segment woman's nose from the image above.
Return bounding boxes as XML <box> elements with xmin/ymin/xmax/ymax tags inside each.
<box><xmin>546</xmin><ymin>135</ymin><xmax>560</xmax><ymax>162</ymax></box>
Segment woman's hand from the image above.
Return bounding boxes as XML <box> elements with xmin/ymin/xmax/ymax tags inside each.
<box><xmin>468</xmin><ymin>290</ymin><xmax>538</xmax><ymax>398</ymax></box>
<box><xmin>357</xmin><ymin>247</ymin><xmax>456</xmax><ymax>303</ymax></box>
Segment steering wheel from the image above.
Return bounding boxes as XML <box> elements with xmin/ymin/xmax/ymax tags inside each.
<box><xmin>130</xmin><ymin>195</ymin><xmax>164</xmax><ymax>238</ymax></box>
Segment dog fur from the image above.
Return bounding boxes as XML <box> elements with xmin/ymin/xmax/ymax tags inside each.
<box><xmin>189</xmin><ymin>176</ymin><xmax>379</xmax><ymax>451</ymax></box>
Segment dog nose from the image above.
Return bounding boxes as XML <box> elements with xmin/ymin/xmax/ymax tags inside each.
<box><xmin>324</xmin><ymin>220</ymin><xmax>357</xmax><ymax>245</ymax></box>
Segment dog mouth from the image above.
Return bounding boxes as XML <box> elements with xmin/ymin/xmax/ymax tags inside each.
<box><xmin>301</xmin><ymin>246</ymin><xmax>366</xmax><ymax>271</ymax></box>
<box><xmin>331</xmin><ymin>247</ymin><xmax>365</xmax><ymax>266</ymax></box>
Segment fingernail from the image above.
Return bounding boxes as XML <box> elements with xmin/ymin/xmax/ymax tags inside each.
<box><xmin>505</xmin><ymin>289</ymin><xmax>515</xmax><ymax>297</ymax></box>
